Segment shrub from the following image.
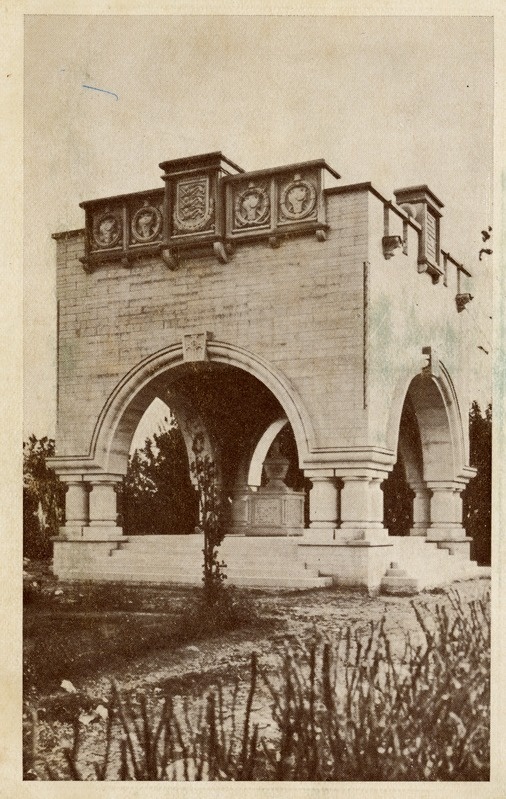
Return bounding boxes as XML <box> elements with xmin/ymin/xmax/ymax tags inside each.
<box><xmin>23</xmin><ymin>436</ymin><xmax>65</xmax><ymax>559</ymax></box>
<box><xmin>26</xmin><ymin>588</ymin><xmax>489</xmax><ymax>781</ymax></box>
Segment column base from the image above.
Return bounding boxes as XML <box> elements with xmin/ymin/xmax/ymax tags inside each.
<box><xmin>428</xmin><ymin>538</ymin><xmax>472</xmax><ymax>559</ymax></box>
<box><xmin>57</xmin><ymin>525</ymin><xmax>85</xmax><ymax>540</ymax></box>
<box><xmin>409</xmin><ymin>526</ymin><xmax>428</xmax><ymax>537</ymax></box>
<box><xmin>52</xmin><ymin>538</ymin><xmax>123</xmax><ymax>580</ymax></box>
<box><xmin>427</xmin><ymin>525</ymin><xmax>466</xmax><ymax>541</ymax></box>
<box><xmin>58</xmin><ymin>525</ymin><xmax>124</xmax><ymax>541</ymax></box>
<box><xmin>301</xmin><ymin>527</ymin><xmax>339</xmax><ymax>544</ymax></box>
<box><xmin>298</xmin><ymin>538</ymin><xmax>393</xmax><ymax>593</ymax></box>
<box><xmin>335</xmin><ymin>526</ymin><xmax>390</xmax><ymax>545</ymax></box>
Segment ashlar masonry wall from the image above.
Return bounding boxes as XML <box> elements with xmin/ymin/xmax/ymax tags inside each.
<box><xmin>54</xmin><ymin>187</ymin><xmax>371</xmax><ymax>462</ymax></box>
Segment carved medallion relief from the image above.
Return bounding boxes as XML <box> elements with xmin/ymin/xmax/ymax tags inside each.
<box><xmin>233</xmin><ymin>181</ymin><xmax>270</xmax><ymax>230</ymax></box>
<box><xmin>130</xmin><ymin>203</ymin><xmax>162</xmax><ymax>244</ymax></box>
<box><xmin>278</xmin><ymin>173</ymin><xmax>317</xmax><ymax>224</ymax></box>
<box><xmin>92</xmin><ymin>212</ymin><xmax>122</xmax><ymax>249</ymax></box>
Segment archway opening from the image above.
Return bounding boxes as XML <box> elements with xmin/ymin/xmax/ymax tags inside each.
<box><xmin>383</xmin><ymin>398</ymin><xmax>419</xmax><ymax>535</ymax></box>
<box><xmin>112</xmin><ymin>360</ymin><xmax>304</xmax><ymax>536</ymax></box>
<box><xmin>384</xmin><ymin>370</ymin><xmax>462</xmax><ymax>537</ymax></box>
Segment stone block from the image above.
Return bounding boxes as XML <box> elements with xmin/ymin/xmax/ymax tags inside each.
<box><xmin>297</xmin><ymin>541</ymin><xmax>393</xmax><ymax>593</ymax></box>
<box><xmin>380</xmin><ymin>562</ymin><xmax>419</xmax><ymax>596</ymax></box>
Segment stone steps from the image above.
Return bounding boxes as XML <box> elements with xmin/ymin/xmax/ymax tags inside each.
<box><xmin>389</xmin><ymin>537</ymin><xmax>482</xmax><ymax>589</ymax></box>
<box><xmin>88</xmin><ymin>534</ymin><xmax>332</xmax><ymax>589</ymax></box>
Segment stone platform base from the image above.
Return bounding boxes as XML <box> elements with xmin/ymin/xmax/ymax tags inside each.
<box><xmin>52</xmin><ymin>531</ymin><xmax>485</xmax><ymax>593</ymax></box>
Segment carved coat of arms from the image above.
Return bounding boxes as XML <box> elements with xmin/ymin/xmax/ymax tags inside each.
<box><xmin>173</xmin><ymin>176</ymin><xmax>214</xmax><ymax>235</ymax></box>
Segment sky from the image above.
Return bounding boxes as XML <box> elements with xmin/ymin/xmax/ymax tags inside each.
<box><xmin>23</xmin><ymin>14</ymin><xmax>494</xmax><ymax>439</ymax></box>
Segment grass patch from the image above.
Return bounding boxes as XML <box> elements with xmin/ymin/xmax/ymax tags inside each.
<box><xmin>24</xmin><ymin>579</ymin><xmax>262</xmax><ymax>696</ymax></box>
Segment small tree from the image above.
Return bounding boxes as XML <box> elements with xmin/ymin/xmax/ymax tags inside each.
<box><xmin>190</xmin><ymin>434</ymin><xmax>227</xmax><ymax>603</ymax></box>
<box><xmin>23</xmin><ymin>435</ymin><xmax>65</xmax><ymax>559</ymax></box>
<box><xmin>463</xmin><ymin>402</ymin><xmax>492</xmax><ymax>565</ymax></box>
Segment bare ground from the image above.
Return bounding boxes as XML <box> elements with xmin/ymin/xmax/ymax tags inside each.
<box><xmin>23</xmin><ymin>561</ymin><xmax>490</xmax><ymax>780</ymax></box>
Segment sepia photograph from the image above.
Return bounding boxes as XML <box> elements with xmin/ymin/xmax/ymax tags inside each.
<box><xmin>7</xmin><ymin>8</ymin><xmax>501</xmax><ymax>792</ymax></box>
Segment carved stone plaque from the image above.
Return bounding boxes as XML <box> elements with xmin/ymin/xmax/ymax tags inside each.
<box><xmin>253</xmin><ymin>497</ymin><xmax>281</xmax><ymax>526</ymax></box>
<box><xmin>182</xmin><ymin>332</ymin><xmax>210</xmax><ymax>362</ymax></box>
<box><xmin>283</xmin><ymin>496</ymin><xmax>304</xmax><ymax>526</ymax></box>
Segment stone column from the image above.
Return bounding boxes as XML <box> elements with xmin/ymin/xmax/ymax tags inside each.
<box><xmin>300</xmin><ymin>472</ymin><xmax>338</xmax><ymax>542</ymax></box>
<box><xmin>409</xmin><ymin>483</ymin><xmax>431</xmax><ymax>536</ymax></box>
<box><xmin>59</xmin><ymin>478</ymin><xmax>89</xmax><ymax>539</ymax></box>
<box><xmin>82</xmin><ymin>475</ymin><xmax>124</xmax><ymax>539</ymax></box>
<box><xmin>229</xmin><ymin>486</ymin><xmax>251</xmax><ymax>534</ymax></box>
<box><xmin>298</xmin><ymin>470</ymin><xmax>392</xmax><ymax>590</ymax></box>
<box><xmin>426</xmin><ymin>481</ymin><xmax>470</xmax><ymax>557</ymax></box>
<box><xmin>339</xmin><ymin>475</ymin><xmax>389</xmax><ymax>543</ymax></box>
<box><xmin>308</xmin><ymin>474</ymin><xmax>339</xmax><ymax>529</ymax></box>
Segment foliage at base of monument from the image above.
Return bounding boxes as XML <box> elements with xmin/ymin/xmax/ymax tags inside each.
<box><xmin>189</xmin><ymin>435</ymin><xmax>227</xmax><ymax>604</ymax></box>
<box><xmin>26</xmin><ymin>589</ymin><xmax>489</xmax><ymax>781</ymax></box>
<box><xmin>463</xmin><ymin>402</ymin><xmax>492</xmax><ymax>565</ymax></box>
<box><xmin>120</xmin><ymin>420</ymin><xmax>198</xmax><ymax>536</ymax></box>
<box><xmin>23</xmin><ymin>436</ymin><xmax>65</xmax><ymax>559</ymax></box>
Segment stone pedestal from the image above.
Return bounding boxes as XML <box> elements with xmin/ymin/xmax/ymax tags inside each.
<box><xmin>298</xmin><ymin>538</ymin><xmax>393</xmax><ymax>594</ymax></box>
<box><xmin>380</xmin><ymin>562</ymin><xmax>419</xmax><ymax>596</ymax></box>
<box><xmin>52</xmin><ymin>538</ymin><xmax>124</xmax><ymax>580</ymax></box>
<box><xmin>230</xmin><ymin>445</ymin><xmax>304</xmax><ymax>536</ymax></box>
<box><xmin>246</xmin><ymin>489</ymin><xmax>304</xmax><ymax>535</ymax></box>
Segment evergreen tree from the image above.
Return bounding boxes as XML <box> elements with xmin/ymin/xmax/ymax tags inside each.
<box><xmin>121</xmin><ymin>421</ymin><xmax>198</xmax><ymax>535</ymax></box>
<box><xmin>463</xmin><ymin>402</ymin><xmax>492</xmax><ymax>565</ymax></box>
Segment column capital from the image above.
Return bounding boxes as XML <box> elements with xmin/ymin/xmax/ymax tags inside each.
<box><xmin>340</xmin><ymin>471</ymin><xmax>390</xmax><ymax>484</ymax></box>
<box><xmin>58</xmin><ymin>474</ymin><xmax>87</xmax><ymax>484</ymax></box>
<box><xmin>426</xmin><ymin>481</ymin><xmax>463</xmax><ymax>493</ymax></box>
<box><xmin>83</xmin><ymin>473</ymin><xmax>124</xmax><ymax>485</ymax></box>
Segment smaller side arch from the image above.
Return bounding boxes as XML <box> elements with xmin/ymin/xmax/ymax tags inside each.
<box><xmin>386</xmin><ymin>361</ymin><xmax>468</xmax><ymax>483</ymax></box>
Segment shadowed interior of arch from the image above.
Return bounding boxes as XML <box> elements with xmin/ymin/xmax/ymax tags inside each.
<box><xmin>118</xmin><ymin>363</ymin><xmax>307</xmax><ymax>536</ymax></box>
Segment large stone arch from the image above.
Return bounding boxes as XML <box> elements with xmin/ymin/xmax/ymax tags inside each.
<box><xmin>88</xmin><ymin>341</ymin><xmax>315</xmax><ymax>476</ymax></box>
